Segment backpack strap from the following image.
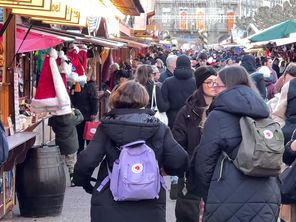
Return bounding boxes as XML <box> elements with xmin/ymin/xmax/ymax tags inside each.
<box><xmin>97</xmin><ymin>162</ymin><xmax>113</xmax><ymax>192</ymax></box>
<box><xmin>121</xmin><ymin>140</ymin><xmax>145</xmax><ymax>148</ymax></box>
<box><xmin>218</xmin><ymin>152</ymin><xmax>233</xmax><ymax>181</ymax></box>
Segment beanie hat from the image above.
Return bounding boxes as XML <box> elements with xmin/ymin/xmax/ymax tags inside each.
<box><xmin>176</xmin><ymin>55</ymin><xmax>191</xmax><ymax>70</ymax></box>
<box><xmin>241</xmin><ymin>54</ymin><xmax>256</xmax><ymax>73</ymax></box>
<box><xmin>194</xmin><ymin>66</ymin><xmax>217</xmax><ymax>88</ymax></box>
<box><xmin>198</xmin><ymin>53</ymin><xmax>208</xmax><ymax>61</ymax></box>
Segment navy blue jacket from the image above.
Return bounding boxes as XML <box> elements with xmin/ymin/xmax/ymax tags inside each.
<box><xmin>188</xmin><ymin>85</ymin><xmax>281</xmax><ymax>222</ymax></box>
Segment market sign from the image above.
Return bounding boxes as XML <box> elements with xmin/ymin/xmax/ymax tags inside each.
<box><xmin>31</xmin><ymin>8</ymin><xmax>87</xmax><ymax>27</ymax></box>
<box><xmin>12</xmin><ymin>0</ymin><xmax>68</xmax><ymax>19</ymax></box>
<box><xmin>0</xmin><ymin>0</ymin><xmax>51</xmax><ymax>10</ymax></box>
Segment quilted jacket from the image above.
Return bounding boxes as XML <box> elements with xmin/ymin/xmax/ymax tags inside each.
<box><xmin>188</xmin><ymin>85</ymin><xmax>281</xmax><ymax>222</ymax></box>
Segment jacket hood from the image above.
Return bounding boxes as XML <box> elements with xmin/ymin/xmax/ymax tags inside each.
<box><xmin>100</xmin><ymin>108</ymin><xmax>161</xmax><ymax>145</ymax></box>
<box><xmin>210</xmin><ymin>85</ymin><xmax>269</xmax><ymax>118</ymax></box>
<box><xmin>241</xmin><ymin>55</ymin><xmax>256</xmax><ymax>74</ymax></box>
<box><xmin>174</xmin><ymin>68</ymin><xmax>194</xmax><ymax>80</ymax></box>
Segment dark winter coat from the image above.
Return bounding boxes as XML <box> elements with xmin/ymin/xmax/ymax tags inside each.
<box><xmin>188</xmin><ymin>85</ymin><xmax>281</xmax><ymax>222</ymax></box>
<box><xmin>159</xmin><ymin>69</ymin><xmax>173</xmax><ymax>83</ymax></box>
<box><xmin>172</xmin><ymin>94</ymin><xmax>204</xmax><ymax>156</ymax></box>
<box><xmin>71</xmin><ymin>81</ymin><xmax>99</xmax><ymax>121</ymax></box>
<box><xmin>73</xmin><ymin>108</ymin><xmax>188</xmax><ymax>222</ymax></box>
<box><xmin>145</xmin><ymin>80</ymin><xmax>168</xmax><ymax>112</ymax></box>
<box><xmin>48</xmin><ymin>109</ymin><xmax>84</xmax><ymax>155</ymax></box>
<box><xmin>282</xmin><ymin>78</ymin><xmax>296</xmax><ymax>143</ymax></box>
<box><xmin>172</xmin><ymin>93</ymin><xmax>205</xmax><ymax>222</ymax></box>
<box><xmin>161</xmin><ymin>68</ymin><xmax>196</xmax><ymax>128</ymax></box>
<box><xmin>283</xmin><ymin>129</ymin><xmax>296</xmax><ymax>166</ymax></box>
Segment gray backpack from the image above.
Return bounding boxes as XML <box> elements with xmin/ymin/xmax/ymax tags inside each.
<box><xmin>231</xmin><ymin>116</ymin><xmax>284</xmax><ymax>177</ymax></box>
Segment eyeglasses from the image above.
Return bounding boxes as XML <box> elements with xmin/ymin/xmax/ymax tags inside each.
<box><xmin>214</xmin><ymin>84</ymin><xmax>226</xmax><ymax>88</ymax></box>
<box><xmin>203</xmin><ymin>81</ymin><xmax>225</xmax><ymax>88</ymax></box>
<box><xmin>203</xmin><ymin>81</ymin><xmax>216</xmax><ymax>87</ymax></box>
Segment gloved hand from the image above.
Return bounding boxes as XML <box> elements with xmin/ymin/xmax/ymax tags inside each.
<box><xmin>83</xmin><ymin>182</ymin><xmax>94</xmax><ymax>194</ymax></box>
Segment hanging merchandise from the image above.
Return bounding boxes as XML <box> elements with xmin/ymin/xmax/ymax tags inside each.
<box><xmin>67</xmin><ymin>44</ymin><xmax>87</xmax><ymax>84</ymax></box>
<box><xmin>56</xmin><ymin>51</ymin><xmax>74</xmax><ymax>88</ymax></box>
<box><xmin>77</xmin><ymin>44</ymin><xmax>87</xmax><ymax>69</ymax></box>
<box><xmin>31</xmin><ymin>48</ymin><xmax>71</xmax><ymax>115</ymax></box>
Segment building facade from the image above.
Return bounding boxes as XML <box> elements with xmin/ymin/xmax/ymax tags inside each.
<box><xmin>154</xmin><ymin>0</ymin><xmax>265</xmax><ymax>44</ymax></box>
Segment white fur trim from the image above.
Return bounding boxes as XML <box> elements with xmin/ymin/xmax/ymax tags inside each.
<box><xmin>58</xmin><ymin>51</ymin><xmax>72</xmax><ymax>76</ymax></box>
<box><xmin>50</xmin><ymin>48</ymin><xmax>58</xmax><ymax>60</ymax></box>
<box><xmin>31</xmin><ymin>97</ymin><xmax>59</xmax><ymax>113</ymax></box>
<box><xmin>49</xmin><ymin>53</ymin><xmax>71</xmax><ymax>108</ymax></box>
<box><xmin>54</xmin><ymin>105</ymin><xmax>72</xmax><ymax>116</ymax></box>
<box><xmin>67</xmin><ymin>72</ymin><xmax>79</xmax><ymax>82</ymax></box>
<box><xmin>77</xmin><ymin>75</ymin><xmax>87</xmax><ymax>83</ymax></box>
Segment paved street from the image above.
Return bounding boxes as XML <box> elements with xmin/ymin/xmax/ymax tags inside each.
<box><xmin>2</xmin><ymin>176</ymin><xmax>176</xmax><ymax>222</ymax></box>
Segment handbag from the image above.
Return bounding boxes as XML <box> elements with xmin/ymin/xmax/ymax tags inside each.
<box><xmin>151</xmin><ymin>84</ymin><xmax>168</xmax><ymax>125</ymax></box>
<box><xmin>279</xmin><ymin>160</ymin><xmax>296</xmax><ymax>204</ymax></box>
<box><xmin>83</xmin><ymin>121</ymin><xmax>100</xmax><ymax>141</ymax></box>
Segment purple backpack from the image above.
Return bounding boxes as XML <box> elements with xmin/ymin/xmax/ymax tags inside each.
<box><xmin>98</xmin><ymin>140</ymin><xmax>165</xmax><ymax>201</ymax></box>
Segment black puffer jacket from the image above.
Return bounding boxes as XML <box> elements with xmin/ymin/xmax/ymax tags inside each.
<box><xmin>188</xmin><ymin>85</ymin><xmax>281</xmax><ymax>222</ymax></box>
<box><xmin>73</xmin><ymin>108</ymin><xmax>188</xmax><ymax>222</ymax></box>
<box><xmin>48</xmin><ymin>109</ymin><xmax>84</xmax><ymax>155</ymax></box>
<box><xmin>70</xmin><ymin>81</ymin><xmax>98</xmax><ymax>121</ymax></box>
<box><xmin>161</xmin><ymin>68</ymin><xmax>196</xmax><ymax>128</ymax></box>
<box><xmin>172</xmin><ymin>94</ymin><xmax>204</xmax><ymax>156</ymax></box>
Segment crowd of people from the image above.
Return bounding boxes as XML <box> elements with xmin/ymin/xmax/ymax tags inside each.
<box><xmin>70</xmin><ymin>45</ymin><xmax>296</xmax><ymax>222</ymax></box>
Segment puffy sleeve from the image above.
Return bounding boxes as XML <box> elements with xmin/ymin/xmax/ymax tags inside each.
<box><xmin>283</xmin><ymin>129</ymin><xmax>296</xmax><ymax>166</ymax></box>
<box><xmin>73</xmin><ymin>126</ymin><xmax>106</xmax><ymax>186</ymax></box>
<box><xmin>172</xmin><ymin>106</ymin><xmax>189</xmax><ymax>149</ymax></box>
<box><xmin>161</xmin><ymin>126</ymin><xmax>189</xmax><ymax>177</ymax></box>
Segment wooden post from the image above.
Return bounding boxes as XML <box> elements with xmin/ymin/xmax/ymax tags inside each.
<box><xmin>3</xmin><ymin>9</ymin><xmax>15</xmax><ymax>126</ymax></box>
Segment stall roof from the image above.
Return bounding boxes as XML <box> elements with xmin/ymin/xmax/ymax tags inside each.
<box><xmin>110</xmin><ymin>0</ymin><xmax>144</xmax><ymax>16</ymax></box>
<box><xmin>249</xmin><ymin>20</ymin><xmax>296</xmax><ymax>42</ymax></box>
<box><xmin>111</xmin><ymin>36</ymin><xmax>149</xmax><ymax>49</ymax></box>
<box><xmin>19</xmin><ymin>25</ymin><xmax>127</xmax><ymax>48</ymax></box>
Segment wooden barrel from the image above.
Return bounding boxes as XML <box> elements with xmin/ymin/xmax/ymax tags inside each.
<box><xmin>16</xmin><ymin>145</ymin><xmax>66</xmax><ymax>217</ymax></box>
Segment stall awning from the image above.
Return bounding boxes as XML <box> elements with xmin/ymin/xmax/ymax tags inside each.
<box><xmin>111</xmin><ymin>36</ymin><xmax>148</xmax><ymax>49</ymax></box>
<box><xmin>249</xmin><ymin>20</ymin><xmax>296</xmax><ymax>42</ymax></box>
<box><xmin>0</xmin><ymin>24</ymin><xmax>71</xmax><ymax>53</ymax></box>
<box><xmin>26</xmin><ymin>25</ymin><xmax>127</xmax><ymax>48</ymax></box>
<box><xmin>110</xmin><ymin>0</ymin><xmax>144</xmax><ymax>16</ymax></box>
<box><xmin>16</xmin><ymin>28</ymin><xmax>65</xmax><ymax>53</ymax></box>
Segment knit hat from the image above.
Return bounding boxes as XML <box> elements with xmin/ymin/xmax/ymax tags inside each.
<box><xmin>194</xmin><ymin>66</ymin><xmax>217</xmax><ymax>88</ymax></box>
<box><xmin>241</xmin><ymin>54</ymin><xmax>256</xmax><ymax>74</ymax></box>
<box><xmin>198</xmin><ymin>53</ymin><xmax>208</xmax><ymax>61</ymax></box>
<box><xmin>176</xmin><ymin>55</ymin><xmax>191</xmax><ymax>70</ymax></box>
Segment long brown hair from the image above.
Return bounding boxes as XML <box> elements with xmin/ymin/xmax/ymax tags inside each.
<box><xmin>135</xmin><ymin>64</ymin><xmax>154</xmax><ymax>86</ymax></box>
<box><xmin>218</xmin><ymin>65</ymin><xmax>256</xmax><ymax>90</ymax></box>
<box><xmin>109</xmin><ymin>80</ymin><xmax>149</xmax><ymax>109</ymax></box>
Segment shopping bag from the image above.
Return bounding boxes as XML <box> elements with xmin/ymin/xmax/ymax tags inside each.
<box><xmin>83</xmin><ymin>121</ymin><xmax>100</xmax><ymax>141</ymax></box>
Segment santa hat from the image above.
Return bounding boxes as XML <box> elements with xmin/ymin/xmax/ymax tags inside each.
<box><xmin>67</xmin><ymin>48</ymin><xmax>87</xmax><ymax>83</ymax></box>
<box><xmin>31</xmin><ymin>48</ymin><xmax>72</xmax><ymax>115</ymax></box>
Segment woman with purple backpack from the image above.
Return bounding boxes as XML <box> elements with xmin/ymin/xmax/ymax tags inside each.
<box><xmin>73</xmin><ymin>80</ymin><xmax>188</xmax><ymax>222</ymax></box>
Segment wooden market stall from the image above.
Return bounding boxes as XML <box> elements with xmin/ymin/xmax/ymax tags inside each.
<box><xmin>0</xmin><ymin>1</ymin><xmax>128</xmax><ymax>218</ymax></box>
